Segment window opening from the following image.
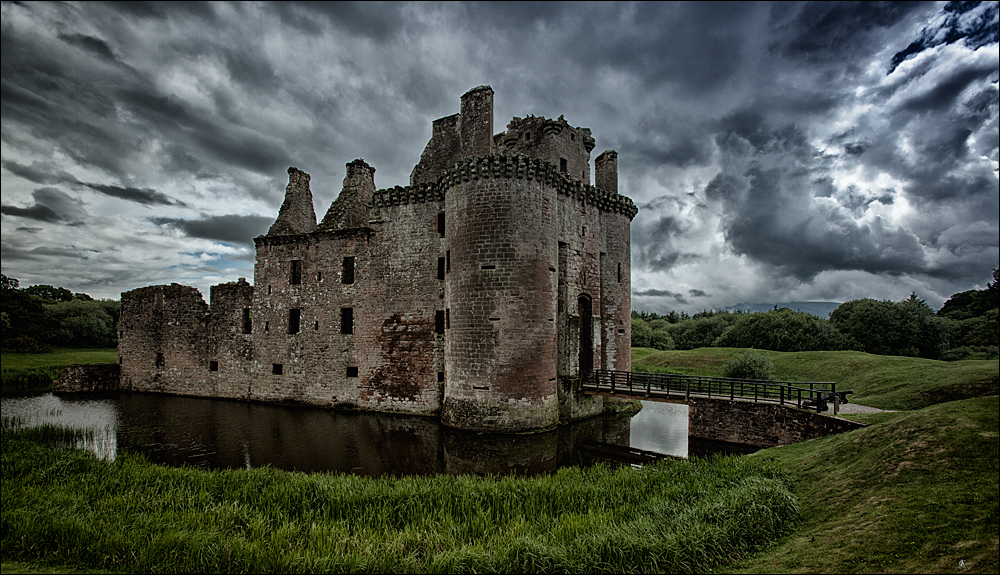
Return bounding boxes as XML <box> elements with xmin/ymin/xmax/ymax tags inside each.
<box><xmin>242</xmin><ymin>308</ymin><xmax>252</xmax><ymax>334</ymax></box>
<box><xmin>341</xmin><ymin>307</ymin><xmax>354</xmax><ymax>334</ymax></box>
<box><xmin>446</xmin><ymin>250</ymin><xmax>451</xmax><ymax>272</ymax></box>
<box><xmin>438</xmin><ymin>257</ymin><xmax>445</xmax><ymax>280</ymax></box>
<box><xmin>291</xmin><ymin>260</ymin><xmax>302</xmax><ymax>285</ymax></box>
<box><xmin>317</xmin><ymin>270</ymin><xmax>322</xmax><ymax>281</ymax></box>
<box><xmin>438</xmin><ymin>372</ymin><xmax>445</xmax><ymax>382</ymax></box>
<box><xmin>436</xmin><ymin>310</ymin><xmax>445</xmax><ymax>334</ymax></box>
<box><xmin>288</xmin><ymin>309</ymin><xmax>300</xmax><ymax>334</ymax></box>
<box><xmin>560</xmin><ymin>158</ymin><xmax>567</xmax><ymax>173</ymax></box>
<box><xmin>617</xmin><ymin>263</ymin><xmax>622</xmax><ymax>284</ymax></box>
<box><xmin>155</xmin><ymin>352</ymin><xmax>164</xmax><ymax>368</ymax></box>
<box><xmin>209</xmin><ymin>361</ymin><xmax>219</xmax><ymax>372</ymax></box>
<box><xmin>314</xmin><ymin>321</ymin><xmax>319</xmax><ymax>330</ymax></box>
<box><xmin>272</xmin><ymin>363</ymin><xmax>283</xmax><ymax>375</ymax></box>
<box><xmin>342</xmin><ymin>257</ymin><xmax>355</xmax><ymax>284</ymax></box>
<box><xmin>437</xmin><ymin>212</ymin><xmax>446</xmax><ymax>237</ymax></box>
<box><xmin>346</xmin><ymin>366</ymin><xmax>359</xmax><ymax>378</ymax></box>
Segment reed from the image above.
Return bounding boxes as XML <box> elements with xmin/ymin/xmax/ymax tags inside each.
<box><xmin>2</xmin><ymin>425</ymin><xmax>797</xmax><ymax>574</ymax></box>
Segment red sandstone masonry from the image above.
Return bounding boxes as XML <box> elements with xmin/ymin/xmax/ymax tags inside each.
<box><xmin>118</xmin><ymin>87</ymin><xmax>637</xmax><ymax>433</ymax></box>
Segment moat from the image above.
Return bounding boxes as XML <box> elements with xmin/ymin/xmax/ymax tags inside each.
<box><xmin>2</xmin><ymin>393</ymin><xmax>754</xmax><ymax>476</ymax></box>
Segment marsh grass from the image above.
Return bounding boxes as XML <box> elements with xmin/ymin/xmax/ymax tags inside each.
<box><xmin>2</xmin><ymin>425</ymin><xmax>797</xmax><ymax>574</ymax></box>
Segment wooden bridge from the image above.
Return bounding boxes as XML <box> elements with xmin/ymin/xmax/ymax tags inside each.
<box><xmin>582</xmin><ymin>370</ymin><xmax>849</xmax><ymax>415</ymax></box>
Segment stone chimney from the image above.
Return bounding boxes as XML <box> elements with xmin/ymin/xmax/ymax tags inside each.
<box><xmin>267</xmin><ymin>167</ymin><xmax>317</xmax><ymax>236</ymax></box>
<box><xmin>320</xmin><ymin>159</ymin><xmax>376</xmax><ymax>230</ymax></box>
<box><xmin>594</xmin><ymin>150</ymin><xmax>618</xmax><ymax>195</ymax></box>
<box><xmin>460</xmin><ymin>85</ymin><xmax>494</xmax><ymax>159</ymax></box>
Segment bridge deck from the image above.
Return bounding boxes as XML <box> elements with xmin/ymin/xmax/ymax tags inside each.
<box><xmin>582</xmin><ymin>370</ymin><xmax>841</xmax><ymax>414</ymax></box>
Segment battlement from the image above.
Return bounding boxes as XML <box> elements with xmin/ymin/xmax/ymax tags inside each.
<box><xmin>120</xmin><ymin>86</ymin><xmax>636</xmax><ymax>433</ymax></box>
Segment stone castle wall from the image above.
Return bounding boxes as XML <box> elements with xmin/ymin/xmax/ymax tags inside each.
<box><xmin>118</xmin><ymin>86</ymin><xmax>637</xmax><ymax>433</ymax></box>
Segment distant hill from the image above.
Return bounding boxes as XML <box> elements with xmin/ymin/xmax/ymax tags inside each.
<box><xmin>722</xmin><ymin>301</ymin><xmax>841</xmax><ymax>318</ymax></box>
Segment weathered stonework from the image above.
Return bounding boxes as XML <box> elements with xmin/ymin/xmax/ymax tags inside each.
<box><xmin>688</xmin><ymin>397</ymin><xmax>866</xmax><ymax>448</ymax></box>
<box><xmin>119</xmin><ymin>86</ymin><xmax>637</xmax><ymax>433</ymax></box>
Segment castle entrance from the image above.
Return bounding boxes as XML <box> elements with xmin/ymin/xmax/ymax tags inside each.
<box><xmin>578</xmin><ymin>294</ymin><xmax>593</xmax><ymax>375</ymax></box>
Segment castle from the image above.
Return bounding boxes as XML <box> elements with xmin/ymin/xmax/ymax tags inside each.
<box><xmin>118</xmin><ymin>86</ymin><xmax>637</xmax><ymax>433</ymax></box>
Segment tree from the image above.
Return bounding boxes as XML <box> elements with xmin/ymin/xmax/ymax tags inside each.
<box><xmin>24</xmin><ymin>284</ymin><xmax>74</xmax><ymax>302</ymax></box>
<box><xmin>43</xmin><ymin>299</ymin><xmax>117</xmax><ymax>348</ymax></box>
<box><xmin>715</xmin><ymin>308</ymin><xmax>848</xmax><ymax>352</ymax></box>
<box><xmin>631</xmin><ymin>318</ymin><xmax>653</xmax><ymax>348</ymax></box>
<box><xmin>830</xmin><ymin>298</ymin><xmax>905</xmax><ymax>356</ymax></box>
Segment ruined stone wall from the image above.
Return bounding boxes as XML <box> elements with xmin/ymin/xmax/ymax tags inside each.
<box><xmin>360</xmin><ymin>184</ymin><xmax>447</xmax><ymax>415</ymax></box>
<box><xmin>118</xmin><ymin>284</ymin><xmax>209</xmax><ymax>395</ymax></box>
<box><xmin>501</xmin><ymin>115</ymin><xmax>595</xmax><ymax>184</ymax></box>
<box><xmin>53</xmin><ymin>363</ymin><xmax>120</xmax><ymax>393</ymax></box>
<box><xmin>410</xmin><ymin>114</ymin><xmax>461</xmax><ymax>186</ymax></box>
<box><xmin>206</xmin><ymin>278</ymin><xmax>254</xmax><ymax>399</ymax></box>
<box><xmin>251</xmin><ymin>229</ymin><xmax>372</xmax><ymax>406</ymax></box>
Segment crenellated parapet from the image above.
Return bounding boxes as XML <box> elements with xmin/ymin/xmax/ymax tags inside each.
<box><xmin>369</xmin><ymin>182</ymin><xmax>445</xmax><ymax>208</ymax></box>
<box><xmin>439</xmin><ymin>153</ymin><xmax>638</xmax><ymax>219</ymax></box>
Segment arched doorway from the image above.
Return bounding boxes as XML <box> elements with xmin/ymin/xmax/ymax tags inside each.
<box><xmin>578</xmin><ymin>294</ymin><xmax>593</xmax><ymax>375</ymax></box>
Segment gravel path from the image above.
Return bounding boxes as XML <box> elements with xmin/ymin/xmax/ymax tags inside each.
<box><xmin>836</xmin><ymin>401</ymin><xmax>893</xmax><ymax>414</ymax></box>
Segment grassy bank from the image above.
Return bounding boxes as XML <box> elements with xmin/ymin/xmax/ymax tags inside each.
<box><xmin>1</xmin><ymin>348</ymin><xmax>117</xmax><ymax>396</ymax></box>
<box><xmin>730</xmin><ymin>395</ymin><xmax>999</xmax><ymax>574</ymax></box>
<box><xmin>632</xmin><ymin>347</ymin><xmax>999</xmax><ymax>410</ymax></box>
<box><xmin>1</xmin><ymin>425</ymin><xmax>795</xmax><ymax>574</ymax></box>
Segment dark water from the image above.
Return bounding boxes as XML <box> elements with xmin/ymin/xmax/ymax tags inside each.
<box><xmin>1</xmin><ymin>392</ymin><xmax>751</xmax><ymax>476</ymax></box>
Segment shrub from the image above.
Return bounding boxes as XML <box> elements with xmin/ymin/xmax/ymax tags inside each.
<box><xmin>650</xmin><ymin>329</ymin><xmax>675</xmax><ymax>351</ymax></box>
<box><xmin>721</xmin><ymin>349</ymin><xmax>774</xmax><ymax>380</ymax></box>
<box><xmin>631</xmin><ymin>318</ymin><xmax>652</xmax><ymax>348</ymax></box>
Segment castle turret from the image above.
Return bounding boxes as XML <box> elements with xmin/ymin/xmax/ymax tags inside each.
<box><xmin>320</xmin><ymin>159</ymin><xmax>376</xmax><ymax>230</ymax></box>
<box><xmin>442</xmin><ymin>155</ymin><xmax>560</xmax><ymax>433</ymax></box>
<box><xmin>460</xmin><ymin>86</ymin><xmax>494</xmax><ymax>159</ymax></box>
<box><xmin>594</xmin><ymin>150</ymin><xmax>618</xmax><ymax>194</ymax></box>
<box><xmin>267</xmin><ymin>167</ymin><xmax>317</xmax><ymax>236</ymax></box>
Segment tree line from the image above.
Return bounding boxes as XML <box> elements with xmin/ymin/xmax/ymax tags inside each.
<box><xmin>632</xmin><ymin>269</ymin><xmax>999</xmax><ymax>361</ymax></box>
<box><xmin>1</xmin><ymin>275</ymin><xmax>120</xmax><ymax>352</ymax></box>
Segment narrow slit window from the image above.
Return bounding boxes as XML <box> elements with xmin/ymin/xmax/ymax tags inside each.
<box><xmin>342</xmin><ymin>257</ymin><xmax>355</xmax><ymax>284</ymax></box>
<box><xmin>560</xmin><ymin>158</ymin><xmax>567</xmax><ymax>173</ymax></box>
<box><xmin>341</xmin><ymin>307</ymin><xmax>354</xmax><ymax>334</ymax></box>
<box><xmin>446</xmin><ymin>250</ymin><xmax>451</xmax><ymax>272</ymax></box>
<box><xmin>617</xmin><ymin>263</ymin><xmax>622</xmax><ymax>284</ymax></box>
<box><xmin>438</xmin><ymin>257</ymin><xmax>445</xmax><ymax>280</ymax></box>
<box><xmin>437</xmin><ymin>212</ymin><xmax>445</xmax><ymax>237</ymax></box>
<box><xmin>242</xmin><ymin>308</ymin><xmax>252</xmax><ymax>334</ymax></box>
<box><xmin>436</xmin><ymin>310</ymin><xmax>445</xmax><ymax>334</ymax></box>
<box><xmin>290</xmin><ymin>260</ymin><xmax>302</xmax><ymax>285</ymax></box>
<box><xmin>317</xmin><ymin>270</ymin><xmax>322</xmax><ymax>281</ymax></box>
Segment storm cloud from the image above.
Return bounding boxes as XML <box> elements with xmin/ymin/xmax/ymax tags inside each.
<box><xmin>2</xmin><ymin>1</ymin><xmax>996</xmax><ymax>311</ymax></box>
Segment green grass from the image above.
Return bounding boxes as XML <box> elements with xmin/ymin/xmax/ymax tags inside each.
<box><xmin>1</xmin><ymin>348</ymin><xmax>117</xmax><ymax>396</ymax></box>
<box><xmin>632</xmin><ymin>348</ymin><xmax>999</xmax><ymax>410</ymax></box>
<box><xmin>1</xmin><ymin>425</ymin><xmax>796</xmax><ymax>574</ymax></box>
<box><xmin>728</xmin><ymin>395</ymin><xmax>999</xmax><ymax>574</ymax></box>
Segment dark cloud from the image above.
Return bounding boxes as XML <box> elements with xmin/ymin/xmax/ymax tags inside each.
<box><xmin>82</xmin><ymin>183</ymin><xmax>185</xmax><ymax>207</ymax></box>
<box><xmin>633</xmin><ymin>289</ymin><xmax>689</xmax><ymax>305</ymax></box>
<box><xmin>1</xmin><ymin>188</ymin><xmax>84</xmax><ymax>223</ymax></box>
<box><xmin>889</xmin><ymin>1</ymin><xmax>999</xmax><ymax>73</ymax></box>
<box><xmin>152</xmin><ymin>214</ymin><xmax>274</xmax><ymax>245</ymax></box>
<box><xmin>689</xmin><ymin>289</ymin><xmax>709</xmax><ymax>298</ymax></box>
<box><xmin>773</xmin><ymin>1</ymin><xmax>927</xmax><ymax>63</ymax></box>
<box><xmin>58</xmin><ymin>33</ymin><xmax>117</xmax><ymax>61</ymax></box>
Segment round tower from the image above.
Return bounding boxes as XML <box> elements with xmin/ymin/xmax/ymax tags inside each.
<box><xmin>441</xmin><ymin>155</ymin><xmax>560</xmax><ymax>432</ymax></box>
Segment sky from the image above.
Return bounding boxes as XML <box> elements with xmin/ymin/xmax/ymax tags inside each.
<box><xmin>2</xmin><ymin>1</ymin><xmax>998</xmax><ymax>314</ymax></box>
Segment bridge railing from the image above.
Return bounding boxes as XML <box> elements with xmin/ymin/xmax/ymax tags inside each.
<box><xmin>583</xmin><ymin>370</ymin><xmax>838</xmax><ymax>413</ymax></box>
